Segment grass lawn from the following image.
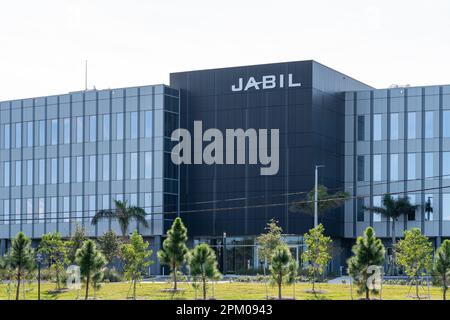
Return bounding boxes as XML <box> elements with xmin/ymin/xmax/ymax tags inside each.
<box><xmin>0</xmin><ymin>281</ymin><xmax>445</xmax><ymax>300</ymax></box>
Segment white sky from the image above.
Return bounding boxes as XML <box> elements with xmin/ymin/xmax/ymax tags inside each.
<box><xmin>1</xmin><ymin>0</ymin><xmax>450</xmax><ymax>101</ymax></box>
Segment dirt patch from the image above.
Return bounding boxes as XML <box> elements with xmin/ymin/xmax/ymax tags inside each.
<box><xmin>304</xmin><ymin>290</ymin><xmax>327</xmax><ymax>294</ymax></box>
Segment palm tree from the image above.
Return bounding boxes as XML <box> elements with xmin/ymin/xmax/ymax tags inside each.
<box><xmin>91</xmin><ymin>200</ymin><xmax>148</xmax><ymax>240</ymax></box>
<box><xmin>363</xmin><ymin>194</ymin><xmax>417</xmax><ymax>274</ymax></box>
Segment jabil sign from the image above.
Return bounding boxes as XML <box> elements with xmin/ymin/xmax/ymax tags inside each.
<box><xmin>231</xmin><ymin>74</ymin><xmax>301</xmax><ymax>92</ymax></box>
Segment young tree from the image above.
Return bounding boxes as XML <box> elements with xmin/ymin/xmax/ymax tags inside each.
<box><xmin>302</xmin><ymin>224</ymin><xmax>332</xmax><ymax>292</ymax></box>
<box><xmin>433</xmin><ymin>239</ymin><xmax>450</xmax><ymax>300</ymax></box>
<box><xmin>67</xmin><ymin>224</ymin><xmax>87</xmax><ymax>264</ymax></box>
<box><xmin>347</xmin><ymin>227</ymin><xmax>385</xmax><ymax>300</ymax></box>
<box><xmin>9</xmin><ymin>232</ymin><xmax>35</xmax><ymax>300</ymax></box>
<box><xmin>188</xmin><ymin>243</ymin><xmax>221</xmax><ymax>300</ymax></box>
<box><xmin>92</xmin><ymin>200</ymin><xmax>148</xmax><ymax>240</ymax></box>
<box><xmin>38</xmin><ymin>232</ymin><xmax>68</xmax><ymax>290</ymax></box>
<box><xmin>75</xmin><ymin>240</ymin><xmax>107</xmax><ymax>300</ymax></box>
<box><xmin>291</xmin><ymin>185</ymin><xmax>349</xmax><ymax>222</ymax></box>
<box><xmin>98</xmin><ymin>231</ymin><xmax>122</xmax><ymax>265</ymax></box>
<box><xmin>269</xmin><ymin>245</ymin><xmax>295</xmax><ymax>299</ymax></box>
<box><xmin>256</xmin><ymin>219</ymin><xmax>283</xmax><ymax>265</ymax></box>
<box><xmin>396</xmin><ymin>228</ymin><xmax>433</xmax><ymax>299</ymax></box>
<box><xmin>158</xmin><ymin>217</ymin><xmax>189</xmax><ymax>291</ymax></box>
<box><xmin>121</xmin><ymin>231</ymin><xmax>153</xmax><ymax>299</ymax></box>
<box><xmin>363</xmin><ymin>194</ymin><xmax>417</xmax><ymax>274</ymax></box>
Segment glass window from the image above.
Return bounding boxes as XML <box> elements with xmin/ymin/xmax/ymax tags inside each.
<box><xmin>357</xmin><ymin>198</ymin><xmax>364</xmax><ymax>222</ymax></box>
<box><xmin>27</xmin><ymin>160</ymin><xmax>33</xmax><ymax>186</ymax></box>
<box><xmin>89</xmin><ymin>195</ymin><xmax>96</xmax><ymax>218</ymax></box>
<box><xmin>38</xmin><ymin>198</ymin><xmax>45</xmax><ymax>221</ymax></box>
<box><xmin>64</xmin><ymin>118</ymin><xmax>70</xmax><ymax>144</ymax></box>
<box><xmin>63</xmin><ymin>197</ymin><xmax>70</xmax><ymax>222</ymax></box>
<box><xmin>117</xmin><ymin>113</ymin><xmax>124</xmax><ymax>140</ymax></box>
<box><xmin>444</xmin><ymin>152</ymin><xmax>450</xmax><ymax>177</ymax></box>
<box><xmin>145</xmin><ymin>111</ymin><xmax>152</xmax><ymax>138</ymax></box>
<box><xmin>103</xmin><ymin>114</ymin><xmax>110</xmax><ymax>141</ymax></box>
<box><xmin>4</xmin><ymin>124</ymin><xmax>10</xmax><ymax>149</ymax></box>
<box><xmin>406</xmin><ymin>195</ymin><xmax>416</xmax><ymax>221</ymax></box>
<box><xmin>51</xmin><ymin>119</ymin><xmax>58</xmax><ymax>145</ymax></box>
<box><xmin>373</xmin><ymin>196</ymin><xmax>382</xmax><ymax>222</ymax></box>
<box><xmin>15</xmin><ymin>161</ymin><xmax>21</xmax><ymax>186</ymax></box>
<box><xmin>89</xmin><ymin>115</ymin><xmax>96</xmax><ymax>142</ymax></box>
<box><xmin>443</xmin><ymin>194</ymin><xmax>450</xmax><ymax>221</ymax></box>
<box><xmin>144</xmin><ymin>193</ymin><xmax>152</xmax><ymax>215</ymax></box>
<box><xmin>425</xmin><ymin>153</ymin><xmax>433</xmax><ymax>178</ymax></box>
<box><xmin>14</xmin><ymin>123</ymin><xmax>21</xmax><ymax>148</ymax></box>
<box><xmin>51</xmin><ymin>197</ymin><xmax>57</xmax><ymax>223</ymax></box>
<box><xmin>39</xmin><ymin>159</ymin><xmax>45</xmax><ymax>184</ymax></box>
<box><xmin>408</xmin><ymin>112</ymin><xmax>416</xmax><ymax>139</ymax></box>
<box><xmin>444</xmin><ymin>111</ymin><xmax>450</xmax><ymax>137</ymax></box>
<box><xmin>408</xmin><ymin>153</ymin><xmax>416</xmax><ymax>180</ymax></box>
<box><xmin>129</xmin><ymin>193</ymin><xmax>137</xmax><ymax>206</ymax></box>
<box><xmin>390</xmin><ymin>154</ymin><xmax>399</xmax><ymax>181</ymax></box>
<box><xmin>103</xmin><ymin>154</ymin><xmax>109</xmax><ymax>181</ymax></box>
<box><xmin>4</xmin><ymin>162</ymin><xmax>10</xmax><ymax>187</ymax></box>
<box><xmin>373</xmin><ymin>114</ymin><xmax>382</xmax><ymax>141</ymax></box>
<box><xmin>131</xmin><ymin>153</ymin><xmax>137</xmax><ymax>179</ymax></box>
<box><xmin>116</xmin><ymin>154</ymin><xmax>123</xmax><ymax>180</ymax></box>
<box><xmin>39</xmin><ymin>120</ymin><xmax>45</xmax><ymax>146</ymax></box>
<box><xmin>390</xmin><ymin>113</ymin><xmax>399</xmax><ymax>140</ymax></box>
<box><xmin>425</xmin><ymin>194</ymin><xmax>433</xmax><ymax>221</ymax></box>
<box><xmin>89</xmin><ymin>155</ymin><xmax>96</xmax><ymax>182</ymax></box>
<box><xmin>102</xmin><ymin>195</ymin><xmax>110</xmax><ymax>210</ymax></box>
<box><xmin>131</xmin><ymin>112</ymin><xmax>138</xmax><ymax>139</ymax></box>
<box><xmin>145</xmin><ymin>152</ymin><xmax>152</xmax><ymax>179</ymax></box>
<box><xmin>15</xmin><ymin>199</ymin><xmax>21</xmax><ymax>225</ymax></box>
<box><xmin>4</xmin><ymin>199</ymin><xmax>10</xmax><ymax>225</ymax></box>
<box><xmin>357</xmin><ymin>115</ymin><xmax>365</xmax><ymax>141</ymax></box>
<box><xmin>373</xmin><ymin>155</ymin><xmax>381</xmax><ymax>182</ymax></box>
<box><xmin>76</xmin><ymin>196</ymin><xmax>83</xmax><ymax>222</ymax></box>
<box><xmin>357</xmin><ymin>155</ymin><xmax>364</xmax><ymax>182</ymax></box>
<box><xmin>425</xmin><ymin>111</ymin><xmax>433</xmax><ymax>138</ymax></box>
<box><xmin>27</xmin><ymin>122</ymin><xmax>33</xmax><ymax>147</ymax></box>
<box><xmin>76</xmin><ymin>156</ymin><xmax>83</xmax><ymax>183</ymax></box>
<box><xmin>63</xmin><ymin>157</ymin><xmax>70</xmax><ymax>183</ymax></box>
<box><xmin>51</xmin><ymin>158</ymin><xmax>57</xmax><ymax>184</ymax></box>
<box><xmin>26</xmin><ymin>198</ymin><xmax>32</xmax><ymax>224</ymax></box>
<box><xmin>77</xmin><ymin>117</ymin><xmax>83</xmax><ymax>143</ymax></box>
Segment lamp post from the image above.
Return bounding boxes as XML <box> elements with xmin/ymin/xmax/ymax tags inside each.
<box><xmin>222</xmin><ymin>232</ymin><xmax>227</xmax><ymax>275</ymax></box>
<box><xmin>314</xmin><ymin>165</ymin><xmax>325</xmax><ymax>227</ymax></box>
<box><xmin>35</xmin><ymin>253</ymin><xmax>43</xmax><ymax>301</ymax></box>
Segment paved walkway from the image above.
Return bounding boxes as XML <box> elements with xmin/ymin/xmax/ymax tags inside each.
<box><xmin>327</xmin><ymin>276</ymin><xmax>351</xmax><ymax>284</ymax></box>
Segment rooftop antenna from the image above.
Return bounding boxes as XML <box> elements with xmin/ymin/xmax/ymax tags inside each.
<box><xmin>85</xmin><ymin>60</ymin><xmax>88</xmax><ymax>91</ymax></box>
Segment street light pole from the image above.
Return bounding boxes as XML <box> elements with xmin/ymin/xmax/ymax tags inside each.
<box><xmin>222</xmin><ymin>232</ymin><xmax>227</xmax><ymax>275</ymax></box>
<box><xmin>36</xmin><ymin>253</ymin><xmax>43</xmax><ymax>301</ymax></box>
<box><xmin>314</xmin><ymin>165</ymin><xmax>325</xmax><ymax>228</ymax></box>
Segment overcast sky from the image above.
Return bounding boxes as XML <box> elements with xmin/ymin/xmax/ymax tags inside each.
<box><xmin>1</xmin><ymin>0</ymin><xmax>449</xmax><ymax>101</ymax></box>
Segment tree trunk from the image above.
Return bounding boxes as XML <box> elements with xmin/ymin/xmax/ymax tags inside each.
<box><xmin>416</xmin><ymin>274</ymin><xmax>419</xmax><ymax>299</ymax></box>
<box><xmin>312</xmin><ymin>270</ymin><xmax>316</xmax><ymax>292</ymax></box>
<box><xmin>15</xmin><ymin>271</ymin><xmax>21</xmax><ymax>301</ymax></box>
<box><xmin>173</xmin><ymin>262</ymin><xmax>177</xmax><ymax>291</ymax></box>
<box><xmin>366</xmin><ymin>288</ymin><xmax>369</xmax><ymax>300</ymax></box>
<box><xmin>133</xmin><ymin>278</ymin><xmax>137</xmax><ymax>300</ymax></box>
<box><xmin>85</xmin><ymin>274</ymin><xmax>90</xmax><ymax>300</ymax></box>
<box><xmin>391</xmin><ymin>221</ymin><xmax>396</xmax><ymax>275</ymax></box>
<box><xmin>444</xmin><ymin>275</ymin><xmax>447</xmax><ymax>301</ymax></box>
<box><xmin>202</xmin><ymin>276</ymin><xmax>206</xmax><ymax>300</ymax></box>
<box><xmin>278</xmin><ymin>272</ymin><xmax>282</xmax><ymax>299</ymax></box>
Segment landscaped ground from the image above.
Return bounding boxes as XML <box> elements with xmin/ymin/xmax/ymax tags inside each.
<box><xmin>0</xmin><ymin>281</ymin><xmax>445</xmax><ymax>300</ymax></box>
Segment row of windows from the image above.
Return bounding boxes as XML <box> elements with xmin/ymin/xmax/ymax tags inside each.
<box><xmin>357</xmin><ymin>152</ymin><xmax>450</xmax><ymax>182</ymax></box>
<box><xmin>356</xmin><ymin>193</ymin><xmax>447</xmax><ymax>222</ymax></box>
<box><xmin>357</xmin><ymin>111</ymin><xmax>450</xmax><ymax>141</ymax></box>
<box><xmin>2</xmin><ymin>152</ymin><xmax>153</xmax><ymax>186</ymax></box>
<box><xmin>0</xmin><ymin>193</ymin><xmax>154</xmax><ymax>225</ymax></box>
<box><xmin>2</xmin><ymin>111</ymin><xmax>153</xmax><ymax>149</ymax></box>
